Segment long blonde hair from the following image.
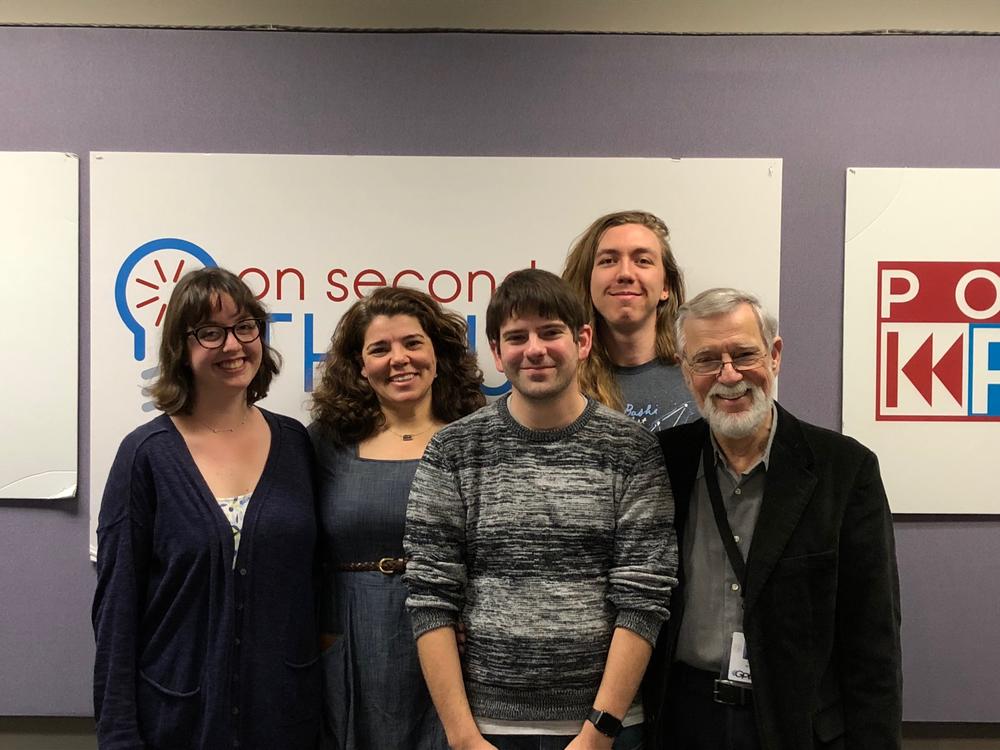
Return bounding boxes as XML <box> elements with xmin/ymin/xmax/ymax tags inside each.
<box><xmin>561</xmin><ymin>210</ymin><xmax>685</xmax><ymax>410</ymax></box>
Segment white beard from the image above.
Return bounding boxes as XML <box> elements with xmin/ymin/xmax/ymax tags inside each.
<box><xmin>699</xmin><ymin>381</ymin><xmax>773</xmax><ymax>440</ymax></box>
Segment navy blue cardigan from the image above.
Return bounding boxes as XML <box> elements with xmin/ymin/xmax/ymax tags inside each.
<box><xmin>93</xmin><ymin>410</ymin><xmax>321</xmax><ymax>749</ymax></box>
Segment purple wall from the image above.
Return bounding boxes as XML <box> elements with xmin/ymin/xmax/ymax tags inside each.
<box><xmin>0</xmin><ymin>28</ymin><xmax>997</xmax><ymax>720</ymax></box>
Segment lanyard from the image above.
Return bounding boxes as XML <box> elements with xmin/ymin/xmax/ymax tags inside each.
<box><xmin>702</xmin><ymin>438</ymin><xmax>747</xmax><ymax>594</ymax></box>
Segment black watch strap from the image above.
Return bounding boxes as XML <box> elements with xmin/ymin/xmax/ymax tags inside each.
<box><xmin>587</xmin><ymin>708</ymin><xmax>623</xmax><ymax>738</ymax></box>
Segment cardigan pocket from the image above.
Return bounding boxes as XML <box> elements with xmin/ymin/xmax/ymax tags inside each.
<box><xmin>279</xmin><ymin>652</ymin><xmax>322</xmax><ymax>726</ymax></box>
<box><xmin>813</xmin><ymin>698</ymin><xmax>846</xmax><ymax>747</ymax></box>
<box><xmin>137</xmin><ymin>670</ymin><xmax>201</xmax><ymax>748</ymax></box>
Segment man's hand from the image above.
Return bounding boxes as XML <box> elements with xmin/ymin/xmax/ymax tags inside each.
<box><xmin>564</xmin><ymin>720</ymin><xmax>614</xmax><ymax>750</ymax></box>
<box><xmin>451</xmin><ymin>737</ymin><xmax>499</xmax><ymax>750</ymax></box>
<box><xmin>565</xmin><ymin>626</ymin><xmax>651</xmax><ymax>750</ymax></box>
<box><xmin>416</xmin><ymin>626</ymin><xmax>494</xmax><ymax>750</ymax></box>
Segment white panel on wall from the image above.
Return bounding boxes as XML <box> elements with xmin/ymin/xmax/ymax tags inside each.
<box><xmin>90</xmin><ymin>153</ymin><xmax>783</xmax><ymax>556</ymax></box>
<box><xmin>0</xmin><ymin>152</ymin><xmax>78</xmax><ymax>499</ymax></box>
<box><xmin>843</xmin><ymin>167</ymin><xmax>1000</xmax><ymax>514</ymax></box>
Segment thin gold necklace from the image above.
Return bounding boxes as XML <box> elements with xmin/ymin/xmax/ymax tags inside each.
<box><xmin>385</xmin><ymin>423</ymin><xmax>435</xmax><ymax>442</ymax></box>
<box><xmin>198</xmin><ymin>409</ymin><xmax>251</xmax><ymax>434</ymax></box>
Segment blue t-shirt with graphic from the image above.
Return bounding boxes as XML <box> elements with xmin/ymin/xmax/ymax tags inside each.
<box><xmin>616</xmin><ymin>360</ymin><xmax>698</xmax><ymax>432</ymax></box>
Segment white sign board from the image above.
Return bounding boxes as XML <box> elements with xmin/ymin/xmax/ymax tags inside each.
<box><xmin>843</xmin><ymin>168</ymin><xmax>1000</xmax><ymax>514</ymax></box>
<box><xmin>90</xmin><ymin>153</ymin><xmax>782</xmax><ymax>556</ymax></box>
<box><xmin>0</xmin><ymin>152</ymin><xmax>78</xmax><ymax>499</ymax></box>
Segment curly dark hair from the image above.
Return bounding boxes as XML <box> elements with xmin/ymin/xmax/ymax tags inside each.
<box><xmin>150</xmin><ymin>266</ymin><xmax>281</xmax><ymax>415</ymax></box>
<box><xmin>310</xmin><ymin>286</ymin><xmax>485</xmax><ymax>446</ymax></box>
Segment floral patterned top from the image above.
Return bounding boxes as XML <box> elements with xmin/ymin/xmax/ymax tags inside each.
<box><xmin>216</xmin><ymin>492</ymin><xmax>252</xmax><ymax>567</ymax></box>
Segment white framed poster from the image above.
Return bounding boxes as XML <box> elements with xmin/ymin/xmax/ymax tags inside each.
<box><xmin>843</xmin><ymin>168</ymin><xmax>1000</xmax><ymax>514</ymax></box>
<box><xmin>90</xmin><ymin>153</ymin><xmax>783</xmax><ymax>556</ymax></box>
<box><xmin>0</xmin><ymin>152</ymin><xmax>78</xmax><ymax>499</ymax></box>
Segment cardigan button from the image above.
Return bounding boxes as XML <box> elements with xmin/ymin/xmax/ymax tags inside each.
<box><xmin>238</xmin><ymin>567</ymin><xmax>248</xmax><ymax>576</ymax></box>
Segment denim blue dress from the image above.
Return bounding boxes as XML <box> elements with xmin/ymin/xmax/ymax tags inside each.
<box><xmin>311</xmin><ymin>435</ymin><xmax>447</xmax><ymax>750</ymax></box>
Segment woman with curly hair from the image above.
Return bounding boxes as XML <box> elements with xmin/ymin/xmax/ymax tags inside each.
<box><xmin>562</xmin><ymin>210</ymin><xmax>698</xmax><ymax>431</ymax></box>
<box><xmin>309</xmin><ymin>285</ymin><xmax>485</xmax><ymax>750</ymax></box>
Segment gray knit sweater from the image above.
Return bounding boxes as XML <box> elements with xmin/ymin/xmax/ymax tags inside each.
<box><xmin>404</xmin><ymin>396</ymin><xmax>677</xmax><ymax>722</ymax></box>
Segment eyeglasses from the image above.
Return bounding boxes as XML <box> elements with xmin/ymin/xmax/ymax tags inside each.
<box><xmin>187</xmin><ymin>318</ymin><xmax>264</xmax><ymax>349</ymax></box>
<box><xmin>684</xmin><ymin>353</ymin><xmax>766</xmax><ymax>376</ymax></box>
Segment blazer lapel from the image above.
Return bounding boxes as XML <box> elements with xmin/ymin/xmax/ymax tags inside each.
<box><xmin>743</xmin><ymin>404</ymin><xmax>817</xmax><ymax>613</ymax></box>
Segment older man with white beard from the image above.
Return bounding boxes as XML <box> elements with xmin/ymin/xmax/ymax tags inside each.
<box><xmin>642</xmin><ymin>288</ymin><xmax>902</xmax><ymax>750</ymax></box>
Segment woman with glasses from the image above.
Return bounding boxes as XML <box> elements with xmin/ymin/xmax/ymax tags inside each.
<box><xmin>309</xmin><ymin>286</ymin><xmax>484</xmax><ymax>750</ymax></box>
<box><xmin>93</xmin><ymin>267</ymin><xmax>321</xmax><ymax>750</ymax></box>
<box><xmin>562</xmin><ymin>210</ymin><xmax>699</xmax><ymax>431</ymax></box>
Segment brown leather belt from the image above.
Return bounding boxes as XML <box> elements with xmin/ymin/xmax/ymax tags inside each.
<box><xmin>335</xmin><ymin>557</ymin><xmax>407</xmax><ymax>575</ymax></box>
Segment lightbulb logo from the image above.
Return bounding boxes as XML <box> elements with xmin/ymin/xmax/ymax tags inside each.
<box><xmin>114</xmin><ymin>238</ymin><xmax>217</xmax><ymax>361</ymax></box>
<box><xmin>114</xmin><ymin>238</ymin><xmax>217</xmax><ymax>413</ymax></box>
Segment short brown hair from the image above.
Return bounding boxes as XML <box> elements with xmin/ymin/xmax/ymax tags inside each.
<box><xmin>485</xmin><ymin>268</ymin><xmax>589</xmax><ymax>347</ymax></box>
<box><xmin>311</xmin><ymin>286</ymin><xmax>485</xmax><ymax>446</ymax></box>
<box><xmin>561</xmin><ymin>210</ymin><xmax>685</xmax><ymax>410</ymax></box>
<box><xmin>150</xmin><ymin>267</ymin><xmax>281</xmax><ymax>414</ymax></box>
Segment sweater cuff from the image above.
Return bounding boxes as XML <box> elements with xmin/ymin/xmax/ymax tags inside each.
<box><xmin>615</xmin><ymin>608</ymin><xmax>666</xmax><ymax>646</ymax></box>
<box><xmin>410</xmin><ymin>607</ymin><xmax>459</xmax><ymax>640</ymax></box>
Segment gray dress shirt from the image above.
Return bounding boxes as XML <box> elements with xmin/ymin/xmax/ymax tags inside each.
<box><xmin>674</xmin><ymin>407</ymin><xmax>778</xmax><ymax>675</ymax></box>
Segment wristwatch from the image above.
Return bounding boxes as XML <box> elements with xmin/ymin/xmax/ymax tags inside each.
<box><xmin>587</xmin><ymin>708</ymin><xmax>623</xmax><ymax>738</ymax></box>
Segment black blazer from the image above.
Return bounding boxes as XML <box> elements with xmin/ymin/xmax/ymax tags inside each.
<box><xmin>643</xmin><ymin>403</ymin><xmax>902</xmax><ymax>750</ymax></box>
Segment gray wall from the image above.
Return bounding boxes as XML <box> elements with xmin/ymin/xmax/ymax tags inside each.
<box><xmin>0</xmin><ymin>28</ymin><xmax>997</xmax><ymax>721</ymax></box>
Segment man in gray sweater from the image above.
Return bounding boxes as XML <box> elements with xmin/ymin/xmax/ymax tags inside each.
<box><xmin>404</xmin><ymin>269</ymin><xmax>677</xmax><ymax>750</ymax></box>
